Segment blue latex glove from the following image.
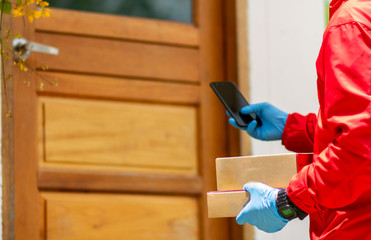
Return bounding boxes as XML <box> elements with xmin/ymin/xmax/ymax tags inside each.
<box><xmin>236</xmin><ymin>182</ymin><xmax>288</xmax><ymax>233</ymax></box>
<box><xmin>228</xmin><ymin>102</ymin><xmax>288</xmax><ymax>141</ymax></box>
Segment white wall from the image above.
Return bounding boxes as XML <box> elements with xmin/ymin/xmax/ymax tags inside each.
<box><xmin>245</xmin><ymin>0</ymin><xmax>325</xmax><ymax>239</ymax></box>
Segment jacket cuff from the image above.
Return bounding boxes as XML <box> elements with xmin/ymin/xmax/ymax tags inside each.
<box><xmin>282</xmin><ymin>113</ymin><xmax>316</xmax><ymax>153</ymax></box>
<box><xmin>287</xmin><ymin>165</ymin><xmax>320</xmax><ymax>214</ymax></box>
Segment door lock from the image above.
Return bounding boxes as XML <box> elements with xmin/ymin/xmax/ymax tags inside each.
<box><xmin>12</xmin><ymin>37</ymin><xmax>59</xmax><ymax>61</ymax></box>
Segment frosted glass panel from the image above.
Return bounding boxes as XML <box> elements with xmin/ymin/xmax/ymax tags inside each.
<box><xmin>49</xmin><ymin>0</ymin><xmax>193</xmax><ymax>23</ymax></box>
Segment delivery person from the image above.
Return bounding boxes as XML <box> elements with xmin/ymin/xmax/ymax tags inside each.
<box><xmin>228</xmin><ymin>0</ymin><xmax>371</xmax><ymax>239</ymax></box>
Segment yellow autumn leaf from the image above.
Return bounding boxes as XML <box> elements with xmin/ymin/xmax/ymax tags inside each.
<box><xmin>27</xmin><ymin>15</ymin><xmax>34</xmax><ymax>23</ymax></box>
<box><xmin>31</xmin><ymin>10</ymin><xmax>42</xmax><ymax>19</ymax></box>
<box><xmin>26</xmin><ymin>0</ymin><xmax>35</xmax><ymax>5</ymax></box>
<box><xmin>39</xmin><ymin>1</ymin><xmax>49</xmax><ymax>7</ymax></box>
<box><xmin>12</xmin><ymin>7</ymin><xmax>25</xmax><ymax>17</ymax></box>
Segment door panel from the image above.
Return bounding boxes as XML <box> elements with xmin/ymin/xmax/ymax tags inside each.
<box><xmin>40</xmin><ymin>97</ymin><xmax>198</xmax><ymax>174</ymax></box>
<box><xmin>34</xmin><ymin>32</ymin><xmax>199</xmax><ymax>82</ymax></box>
<box><xmin>42</xmin><ymin>192</ymin><xmax>199</xmax><ymax>240</ymax></box>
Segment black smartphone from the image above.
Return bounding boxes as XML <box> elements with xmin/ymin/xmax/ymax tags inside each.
<box><xmin>210</xmin><ymin>81</ymin><xmax>262</xmax><ymax>128</ymax></box>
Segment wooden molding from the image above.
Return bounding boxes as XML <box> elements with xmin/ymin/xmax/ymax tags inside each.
<box><xmin>38</xmin><ymin>168</ymin><xmax>203</xmax><ymax>195</ymax></box>
<box><xmin>35</xmin><ymin>8</ymin><xmax>199</xmax><ymax>47</ymax></box>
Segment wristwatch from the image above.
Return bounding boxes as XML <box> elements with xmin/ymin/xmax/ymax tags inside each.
<box><xmin>276</xmin><ymin>188</ymin><xmax>308</xmax><ymax>220</ymax></box>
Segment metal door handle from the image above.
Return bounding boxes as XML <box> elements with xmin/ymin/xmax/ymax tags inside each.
<box><xmin>12</xmin><ymin>37</ymin><xmax>59</xmax><ymax>60</ymax></box>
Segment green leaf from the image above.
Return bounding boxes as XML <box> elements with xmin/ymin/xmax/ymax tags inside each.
<box><xmin>0</xmin><ymin>0</ymin><xmax>12</xmax><ymax>14</ymax></box>
<box><xmin>16</xmin><ymin>0</ymin><xmax>22</xmax><ymax>5</ymax></box>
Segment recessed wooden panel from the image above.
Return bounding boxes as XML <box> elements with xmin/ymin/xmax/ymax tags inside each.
<box><xmin>40</xmin><ymin>98</ymin><xmax>198</xmax><ymax>173</ymax></box>
<box><xmin>34</xmin><ymin>32</ymin><xmax>199</xmax><ymax>82</ymax></box>
<box><xmin>42</xmin><ymin>192</ymin><xmax>199</xmax><ymax>240</ymax></box>
<box><xmin>35</xmin><ymin>8</ymin><xmax>199</xmax><ymax>47</ymax></box>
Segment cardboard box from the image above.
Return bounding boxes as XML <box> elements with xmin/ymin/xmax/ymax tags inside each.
<box><xmin>216</xmin><ymin>153</ymin><xmax>298</xmax><ymax>191</ymax></box>
<box><xmin>207</xmin><ymin>190</ymin><xmax>250</xmax><ymax>218</ymax></box>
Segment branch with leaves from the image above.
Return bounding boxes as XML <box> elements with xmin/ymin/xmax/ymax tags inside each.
<box><xmin>0</xmin><ymin>0</ymin><xmax>52</xmax><ymax>117</ymax></box>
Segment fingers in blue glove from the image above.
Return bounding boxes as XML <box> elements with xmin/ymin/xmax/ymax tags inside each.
<box><xmin>229</xmin><ymin>118</ymin><xmax>247</xmax><ymax>130</ymax></box>
<box><xmin>246</xmin><ymin>120</ymin><xmax>258</xmax><ymax>136</ymax></box>
<box><xmin>236</xmin><ymin>182</ymin><xmax>288</xmax><ymax>233</ymax></box>
<box><xmin>240</xmin><ymin>102</ymin><xmax>269</xmax><ymax>115</ymax></box>
<box><xmin>245</xmin><ymin>102</ymin><xmax>288</xmax><ymax>141</ymax></box>
<box><xmin>227</xmin><ymin>102</ymin><xmax>288</xmax><ymax>141</ymax></box>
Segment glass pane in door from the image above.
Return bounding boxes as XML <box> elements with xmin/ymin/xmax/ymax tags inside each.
<box><xmin>48</xmin><ymin>0</ymin><xmax>193</xmax><ymax>23</ymax></box>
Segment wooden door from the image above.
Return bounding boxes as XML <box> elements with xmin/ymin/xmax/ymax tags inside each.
<box><xmin>2</xmin><ymin>1</ymin><xmax>241</xmax><ymax>239</ymax></box>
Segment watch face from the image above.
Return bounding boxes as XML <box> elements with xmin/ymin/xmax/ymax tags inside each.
<box><xmin>280</xmin><ymin>207</ymin><xmax>296</xmax><ymax>219</ymax></box>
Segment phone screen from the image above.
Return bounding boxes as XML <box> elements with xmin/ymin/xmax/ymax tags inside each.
<box><xmin>210</xmin><ymin>81</ymin><xmax>261</xmax><ymax>127</ymax></box>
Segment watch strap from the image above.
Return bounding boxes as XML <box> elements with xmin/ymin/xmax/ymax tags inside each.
<box><xmin>276</xmin><ymin>188</ymin><xmax>308</xmax><ymax>220</ymax></box>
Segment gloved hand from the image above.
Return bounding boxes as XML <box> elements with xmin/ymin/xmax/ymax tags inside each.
<box><xmin>236</xmin><ymin>182</ymin><xmax>288</xmax><ymax>233</ymax></box>
<box><xmin>228</xmin><ymin>102</ymin><xmax>288</xmax><ymax>140</ymax></box>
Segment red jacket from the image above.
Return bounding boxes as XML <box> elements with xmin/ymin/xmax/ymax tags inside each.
<box><xmin>282</xmin><ymin>0</ymin><xmax>371</xmax><ymax>239</ymax></box>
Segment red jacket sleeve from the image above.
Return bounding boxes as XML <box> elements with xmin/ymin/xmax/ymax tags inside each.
<box><xmin>282</xmin><ymin>113</ymin><xmax>316</xmax><ymax>153</ymax></box>
<box><xmin>287</xmin><ymin>22</ymin><xmax>371</xmax><ymax>214</ymax></box>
